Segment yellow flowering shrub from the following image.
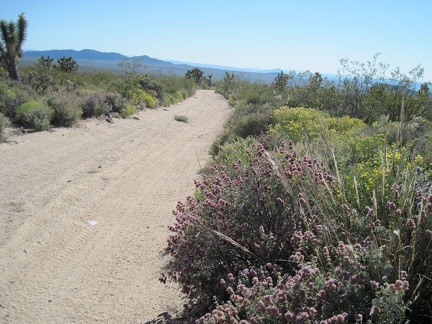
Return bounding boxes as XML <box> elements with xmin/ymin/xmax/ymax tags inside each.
<box><xmin>140</xmin><ymin>90</ymin><xmax>157</xmax><ymax>108</ymax></box>
<box><xmin>343</xmin><ymin>145</ymin><xmax>427</xmax><ymax>208</ymax></box>
<box><xmin>270</xmin><ymin>107</ymin><xmax>327</xmax><ymax>142</ymax></box>
<box><xmin>270</xmin><ymin>106</ymin><xmax>365</xmax><ymax>143</ymax></box>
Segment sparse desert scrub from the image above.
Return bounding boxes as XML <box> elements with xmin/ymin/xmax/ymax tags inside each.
<box><xmin>174</xmin><ymin>115</ymin><xmax>188</xmax><ymax>123</ymax></box>
<box><xmin>141</xmin><ymin>90</ymin><xmax>157</xmax><ymax>108</ymax></box>
<box><xmin>0</xmin><ymin>112</ymin><xmax>9</xmax><ymax>142</ymax></box>
<box><xmin>104</xmin><ymin>92</ymin><xmax>128</xmax><ymax>114</ymax></box>
<box><xmin>47</xmin><ymin>94</ymin><xmax>82</xmax><ymax>127</ymax></box>
<box><xmin>79</xmin><ymin>92</ymin><xmax>110</xmax><ymax>118</ymax></box>
<box><xmin>16</xmin><ymin>101</ymin><xmax>52</xmax><ymax>131</ymax></box>
<box><xmin>120</xmin><ymin>104</ymin><xmax>136</xmax><ymax>118</ymax></box>
<box><xmin>1</xmin><ymin>58</ymin><xmax>197</xmax><ymax>135</ymax></box>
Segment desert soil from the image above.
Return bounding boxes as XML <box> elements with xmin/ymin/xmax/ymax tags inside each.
<box><xmin>0</xmin><ymin>90</ymin><xmax>231</xmax><ymax>323</ymax></box>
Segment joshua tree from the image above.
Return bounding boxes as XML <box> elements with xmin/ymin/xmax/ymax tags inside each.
<box><xmin>0</xmin><ymin>13</ymin><xmax>27</xmax><ymax>81</ymax></box>
<box><xmin>185</xmin><ymin>68</ymin><xmax>204</xmax><ymax>85</ymax></box>
<box><xmin>55</xmin><ymin>56</ymin><xmax>79</xmax><ymax>73</ymax></box>
<box><xmin>38</xmin><ymin>55</ymin><xmax>54</xmax><ymax>69</ymax></box>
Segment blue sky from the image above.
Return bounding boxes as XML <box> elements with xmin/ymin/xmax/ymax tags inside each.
<box><xmin>1</xmin><ymin>0</ymin><xmax>431</xmax><ymax>81</ymax></box>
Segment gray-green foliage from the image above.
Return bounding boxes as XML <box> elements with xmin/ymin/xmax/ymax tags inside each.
<box><xmin>0</xmin><ymin>112</ymin><xmax>9</xmax><ymax>142</ymax></box>
<box><xmin>336</xmin><ymin>55</ymin><xmax>428</xmax><ymax>122</ymax></box>
<box><xmin>16</xmin><ymin>101</ymin><xmax>52</xmax><ymax>131</ymax></box>
<box><xmin>0</xmin><ymin>88</ymin><xmax>20</xmax><ymax>118</ymax></box>
<box><xmin>272</xmin><ymin>70</ymin><xmax>290</xmax><ymax>93</ymax></box>
<box><xmin>216</xmin><ymin>72</ymin><xmax>235</xmax><ymax>98</ymax></box>
<box><xmin>79</xmin><ymin>92</ymin><xmax>110</xmax><ymax>117</ymax></box>
<box><xmin>174</xmin><ymin>115</ymin><xmax>188</xmax><ymax>123</ymax></box>
<box><xmin>47</xmin><ymin>95</ymin><xmax>82</xmax><ymax>127</ymax></box>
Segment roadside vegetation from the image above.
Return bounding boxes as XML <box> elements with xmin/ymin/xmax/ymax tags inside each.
<box><xmin>0</xmin><ymin>51</ymin><xmax>197</xmax><ymax>139</ymax></box>
<box><xmin>162</xmin><ymin>55</ymin><xmax>432</xmax><ymax>323</ymax></box>
<box><xmin>174</xmin><ymin>115</ymin><xmax>189</xmax><ymax>123</ymax></box>
<box><xmin>0</xmin><ymin>13</ymin><xmax>200</xmax><ymax>141</ymax></box>
<box><xmin>0</xmin><ymin>54</ymin><xmax>198</xmax><ymax>140</ymax></box>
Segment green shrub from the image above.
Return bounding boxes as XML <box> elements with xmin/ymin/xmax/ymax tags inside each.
<box><xmin>139</xmin><ymin>77</ymin><xmax>165</xmax><ymax>100</ymax></box>
<box><xmin>173</xmin><ymin>90</ymin><xmax>184</xmax><ymax>103</ymax></box>
<box><xmin>16</xmin><ymin>101</ymin><xmax>52</xmax><ymax>131</ymax></box>
<box><xmin>245</xmin><ymin>92</ymin><xmax>262</xmax><ymax>105</ymax></box>
<box><xmin>178</xmin><ymin>89</ymin><xmax>189</xmax><ymax>100</ymax></box>
<box><xmin>0</xmin><ymin>92</ymin><xmax>19</xmax><ymax>118</ymax></box>
<box><xmin>121</xmin><ymin>104</ymin><xmax>136</xmax><ymax>118</ymax></box>
<box><xmin>232</xmin><ymin>112</ymin><xmax>272</xmax><ymax>138</ymax></box>
<box><xmin>104</xmin><ymin>92</ymin><xmax>128</xmax><ymax>114</ymax></box>
<box><xmin>210</xmin><ymin>136</ymin><xmax>258</xmax><ymax>173</ymax></box>
<box><xmin>344</xmin><ymin>133</ymin><xmax>386</xmax><ymax>165</ymax></box>
<box><xmin>48</xmin><ymin>96</ymin><xmax>82</xmax><ymax>127</ymax></box>
<box><xmin>0</xmin><ymin>82</ymin><xmax>27</xmax><ymax>119</ymax></box>
<box><xmin>0</xmin><ymin>113</ymin><xmax>9</xmax><ymax>142</ymax></box>
<box><xmin>327</xmin><ymin>114</ymin><xmax>366</xmax><ymax>134</ymax></box>
<box><xmin>24</xmin><ymin>108</ymin><xmax>52</xmax><ymax>131</ymax></box>
<box><xmin>174</xmin><ymin>115</ymin><xmax>188</xmax><ymax>123</ymax></box>
<box><xmin>208</xmin><ymin>128</ymin><xmax>233</xmax><ymax>158</ymax></box>
<box><xmin>83</xmin><ymin>92</ymin><xmax>137</xmax><ymax>118</ymax></box>
<box><xmin>163</xmin><ymin>95</ymin><xmax>173</xmax><ymax>106</ymax></box>
<box><xmin>162</xmin><ymin>89</ymin><xmax>189</xmax><ymax>106</ymax></box>
<box><xmin>80</xmin><ymin>92</ymin><xmax>110</xmax><ymax>118</ymax></box>
<box><xmin>214</xmin><ymin>101</ymin><xmax>276</xmax><ymax>147</ymax></box>
<box><xmin>141</xmin><ymin>90</ymin><xmax>157</xmax><ymax>108</ymax></box>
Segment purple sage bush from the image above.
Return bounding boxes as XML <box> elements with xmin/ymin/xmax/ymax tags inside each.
<box><xmin>162</xmin><ymin>140</ymin><xmax>432</xmax><ymax>322</ymax></box>
<box><xmin>162</xmin><ymin>142</ymin><xmax>350</xmax><ymax>319</ymax></box>
<box><xmin>79</xmin><ymin>92</ymin><xmax>110</xmax><ymax>118</ymax></box>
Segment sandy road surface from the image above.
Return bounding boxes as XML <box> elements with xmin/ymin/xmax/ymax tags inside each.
<box><xmin>0</xmin><ymin>90</ymin><xmax>231</xmax><ymax>323</ymax></box>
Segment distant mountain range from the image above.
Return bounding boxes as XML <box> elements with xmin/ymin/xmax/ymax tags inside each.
<box><xmin>21</xmin><ymin>49</ymin><xmax>286</xmax><ymax>83</ymax></box>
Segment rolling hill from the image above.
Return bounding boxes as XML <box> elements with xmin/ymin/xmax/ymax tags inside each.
<box><xmin>21</xmin><ymin>49</ymin><xmax>285</xmax><ymax>83</ymax></box>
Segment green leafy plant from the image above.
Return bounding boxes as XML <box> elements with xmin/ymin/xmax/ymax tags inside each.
<box><xmin>121</xmin><ymin>104</ymin><xmax>136</xmax><ymax>118</ymax></box>
<box><xmin>0</xmin><ymin>86</ymin><xmax>20</xmax><ymax>118</ymax></box>
<box><xmin>79</xmin><ymin>92</ymin><xmax>110</xmax><ymax>118</ymax></box>
<box><xmin>0</xmin><ymin>112</ymin><xmax>9</xmax><ymax>142</ymax></box>
<box><xmin>16</xmin><ymin>101</ymin><xmax>52</xmax><ymax>130</ymax></box>
<box><xmin>47</xmin><ymin>95</ymin><xmax>82</xmax><ymax>127</ymax></box>
<box><xmin>174</xmin><ymin>115</ymin><xmax>188</xmax><ymax>123</ymax></box>
<box><xmin>272</xmin><ymin>70</ymin><xmax>291</xmax><ymax>93</ymax></box>
<box><xmin>104</xmin><ymin>92</ymin><xmax>128</xmax><ymax>114</ymax></box>
<box><xmin>139</xmin><ymin>76</ymin><xmax>165</xmax><ymax>101</ymax></box>
<box><xmin>141</xmin><ymin>90</ymin><xmax>157</xmax><ymax>108</ymax></box>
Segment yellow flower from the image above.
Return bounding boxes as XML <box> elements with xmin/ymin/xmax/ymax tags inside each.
<box><xmin>414</xmin><ymin>155</ymin><xmax>423</xmax><ymax>166</ymax></box>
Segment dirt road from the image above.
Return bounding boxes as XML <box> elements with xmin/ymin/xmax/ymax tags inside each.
<box><xmin>0</xmin><ymin>90</ymin><xmax>231</xmax><ymax>323</ymax></box>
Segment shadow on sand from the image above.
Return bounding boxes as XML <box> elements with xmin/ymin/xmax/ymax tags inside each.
<box><xmin>144</xmin><ymin>312</ymin><xmax>186</xmax><ymax>324</ymax></box>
